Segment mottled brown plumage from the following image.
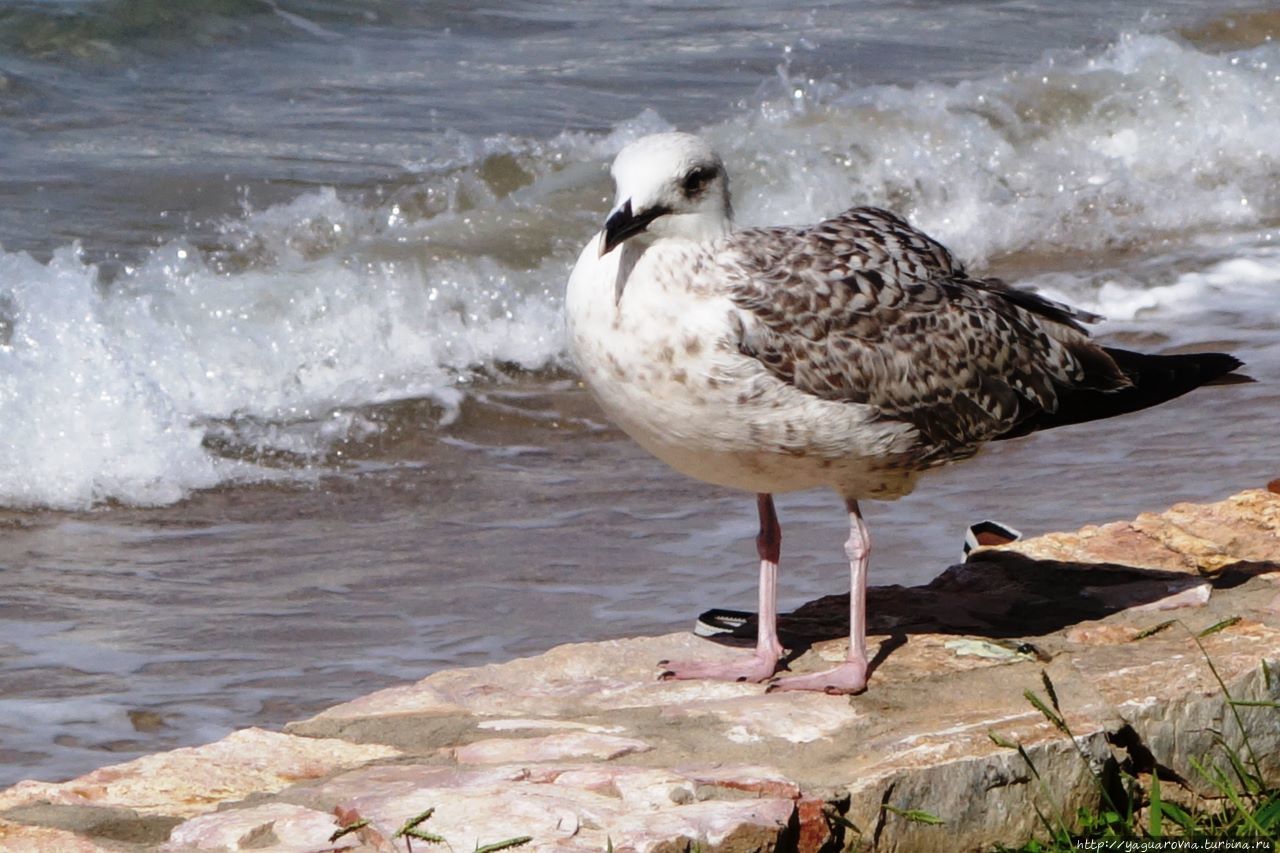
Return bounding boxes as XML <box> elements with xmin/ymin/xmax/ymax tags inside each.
<box><xmin>721</xmin><ymin>206</ymin><xmax>1127</xmax><ymax>460</ymax></box>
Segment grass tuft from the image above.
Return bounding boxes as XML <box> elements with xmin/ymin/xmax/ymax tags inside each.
<box><xmin>992</xmin><ymin>619</ymin><xmax>1279</xmax><ymax>851</ymax></box>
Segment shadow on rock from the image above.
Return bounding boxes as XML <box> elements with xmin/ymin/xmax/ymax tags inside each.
<box><xmin>702</xmin><ymin>553</ymin><xmax>1280</xmax><ymax>673</ymax></box>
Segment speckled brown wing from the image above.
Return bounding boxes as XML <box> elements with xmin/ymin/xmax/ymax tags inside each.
<box><xmin>720</xmin><ymin>206</ymin><xmax>1126</xmax><ymax>461</ymax></box>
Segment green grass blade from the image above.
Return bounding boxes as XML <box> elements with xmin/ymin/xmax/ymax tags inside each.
<box><xmin>1181</xmin><ymin>621</ymin><xmax>1266</xmax><ymax>782</ymax></box>
<box><xmin>1253</xmin><ymin>796</ymin><xmax>1280</xmax><ymax>831</ymax></box>
<box><xmin>1041</xmin><ymin>671</ymin><xmax>1061</xmax><ymax>713</ymax></box>
<box><xmin>1158</xmin><ymin>799</ymin><xmax>1197</xmax><ymax>835</ymax></box>
<box><xmin>1190</xmin><ymin>756</ymin><xmax>1269</xmax><ymax>837</ymax></box>
<box><xmin>1215</xmin><ymin>732</ymin><xmax>1262</xmax><ymax>796</ymax></box>
<box><xmin>474</xmin><ymin>836</ymin><xmax>533</xmax><ymax>853</ymax></box>
<box><xmin>405</xmin><ymin>828</ymin><xmax>447</xmax><ymax>843</ymax></box>
<box><xmin>1133</xmin><ymin>620</ymin><xmax>1175</xmax><ymax>640</ymax></box>
<box><xmin>1147</xmin><ymin>773</ymin><xmax>1163</xmax><ymax>838</ymax></box>
<box><xmin>1028</xmin><ymin>798</ymin><xmax>1061</xmax><ymax>845</ymax></box>
<box><xmin>1198</xmin><ymin>616</ymin><xmax>1241</xmax><ymax>637</ymax></box>
<box><xmin>881</xmin><ymin>804</ymin><xmax>944</xmax><ymax>825</ymax></box>
<box><xmin>1024</xmin><ymin>689</ymin><xmax>1068</xmax><ymax>734</ymax></box>
<box><xmin>329</xmin><ymin>818</ymin><xmax>369</xmax><ymax>842</ymax></box>
<box><xmin>393</xmin><ymin>807</ymin><xmax>436</xmax><ymax>837</ymax></box>
<box><xmin>1015</xmin><ymin>742</ymin><xmax>1074</xmax><ymax>843</ymax></box>
<box><xmin>1025</xmin><ymin>680</ymin><xmax>1128</xmax><ymax>824</ymax></box>
<box><xmin>1217</xmin><ymin>776</ymin><xmax>1269</xmax><ymax>837</ymax></box>
<box><xmin>989</xmin><ymin>731</ymin><xmax>1018</xmax><ymax>750</ymax></box>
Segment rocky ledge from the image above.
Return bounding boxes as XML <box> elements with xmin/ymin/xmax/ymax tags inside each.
<box><xmin>2</xmin><ymin>488</ymin><xmax>1278</xmax><ymax>852</ymax></box>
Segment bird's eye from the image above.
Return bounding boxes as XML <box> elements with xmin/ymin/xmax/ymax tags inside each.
<box><xmin>681</xmin><ymin>166</ymin><xmax>715</xmax><ymax>196</ymax></box>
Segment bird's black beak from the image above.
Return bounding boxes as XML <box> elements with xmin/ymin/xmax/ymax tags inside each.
<box><xmin>599</xmin><ymin>199</ymin><xmax>668</xmax><ymax>257</ymax></box>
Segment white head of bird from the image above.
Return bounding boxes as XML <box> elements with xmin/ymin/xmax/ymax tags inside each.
<box><xmin>600</xmin><ymin>132</ymin><xmax>734</xmax><ymax>257</ymax></box>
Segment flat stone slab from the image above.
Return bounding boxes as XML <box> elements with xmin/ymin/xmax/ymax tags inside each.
<box><xmin>0</xmin><ymin>728</ymin><xmax>399</xmax><ymax>818</ymax></box>
<box><xmin>163</xmin><ymin>803</ymin><xmax>358</xmax><ymax>852</ymax></box>
<box><xmin>1</xmin><ymin>489</ymin><xmax>1277</xmax><ymax>851</ymax></box>
<box><xmin>0</xmin><ymin>818</ymin><xmax>116</xmax><ymax>853</ymax></box>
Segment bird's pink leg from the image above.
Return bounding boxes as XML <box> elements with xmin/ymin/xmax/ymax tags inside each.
<box><xmin>659</xmin><ymin>494</ymin><xmax>785</xmax><ymax>683</ymax></box>
<box><xmin>770</xmin><ymin>499</ymin><xmax>869</xmax><ymax>694</ymax></box>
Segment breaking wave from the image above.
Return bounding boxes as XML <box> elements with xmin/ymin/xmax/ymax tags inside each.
<box><xmin>2</xmin><ymin>25</ymin><xmax>1277</xmax><ymax>508</ymax></box>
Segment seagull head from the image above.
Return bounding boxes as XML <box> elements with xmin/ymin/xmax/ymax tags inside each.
<box><xmin>599</xmin><ymin>132</ymin><xmax>733</xmax><ymax>257</ymax></box>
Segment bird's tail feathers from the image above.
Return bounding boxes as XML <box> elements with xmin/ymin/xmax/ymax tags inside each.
<box><xmin>996</xmin><ymin>348</ymin><xmax>1250</xmax><ymax>440</ymax></box>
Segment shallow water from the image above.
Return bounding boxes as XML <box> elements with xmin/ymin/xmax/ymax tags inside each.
<box><xmin>1</xmin><ymin>0</ymin><xmax>1278</xmax><ymax>785</ymax></box>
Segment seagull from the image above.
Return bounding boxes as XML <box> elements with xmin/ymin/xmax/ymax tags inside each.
<box><xmin>565</xmin><ymin>131</ymin><xmax>1246</xmax><ymax>694</ymax></box>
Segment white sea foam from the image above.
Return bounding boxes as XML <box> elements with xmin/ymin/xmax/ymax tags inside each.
<box><xmin>1027</xmin><ymin>244</ymin><xmax>1280</xmax><ymax>353</ymax></box>
<box><xmin>714</xmin><ymin>33</ymin><xmax>1279</xmax><ymax>261</ymax></box>
<box><xmin>0</xmin><ymin>196</ymin><xmax>566</xmax><ymax>509</ymax></box>
<box><xmin>2</xmin><ymin>28</ymin><xmax>1276</xmax><ymax>509</ymax></box>
<box><xmin>1097</xmin><ymin>253</ymin><xmax>1280</xmax><ymax>323</ymax></box>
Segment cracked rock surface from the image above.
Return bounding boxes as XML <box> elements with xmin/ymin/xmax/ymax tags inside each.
<box><xmin>1</xmin><ymin>489</ymin><xmax>1277</xmax><ymax>851</ymax></box>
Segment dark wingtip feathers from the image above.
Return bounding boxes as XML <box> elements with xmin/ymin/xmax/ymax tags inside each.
<box><xmin>1106</xmin><ymin>348</ymin><xmax>1247</xmax><ymax>389</ymax></box>
<box><xmin>996</xmin><ymin>348</ymin><xmax>1249</xmax><ymax>440</ymax></box>
<box><xmin>1198</xmin><ymin>354</ymin><xmax>1253</xmax><ymax>386</ymax></box>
